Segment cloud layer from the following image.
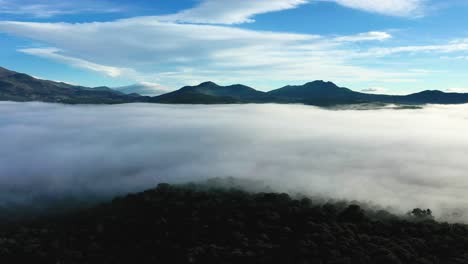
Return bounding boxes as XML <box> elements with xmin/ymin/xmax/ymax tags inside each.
<box><xmin>1</xmin><ymin>102</ymin><xmax>468</xmax><ymax>222</ymax></box>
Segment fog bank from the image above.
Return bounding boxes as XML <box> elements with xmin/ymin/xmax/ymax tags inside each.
<box><xmin>1</xmin><ymin>102</ymin><xmax>468</xmax><ymax>222</ymax></box>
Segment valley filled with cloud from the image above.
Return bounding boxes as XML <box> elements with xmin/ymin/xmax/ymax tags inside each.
<box><xmin>1</xmin><ymin>102</ymin><xmax>467</xmax><ymax>222</ymax></box>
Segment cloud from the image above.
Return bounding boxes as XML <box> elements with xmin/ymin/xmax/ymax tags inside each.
<box><xmin>363</xmin><ymin>39</ymin><xmax>468</xmax><ymax>57</ymax></box>
<box><xmin>19</xmin><ymin>47</ymin><xmax>137</xmax><ymax>78</ymax></box>
<box><xmin>444</xmin><ymin>88</ymin><xmax>468</xmax><ymax>93</ymax></box>
<box><xmin>0</xmin><ymin>0</ymin><xmax>439</xmax><ymax>89</ymax></box>
<box><xmin>0</xmin><ymin>19</ymin><xmax>418</xmax><ymax>88</ymax></box>
<box><xmin>159</xmin><ymin>0</ymin><xmax>308</xmax><ymax>24</ymax></box>
<box><xmin>0</xmin><ymin>0</ymin><xmax>429</xmax><ymax>21</ymax></box>
<box><xmin>0</xmin><ymin>0</ymin><xmax>122</xmax><ymax>18</ymax></box>
<box><xmin>325</xmin><ymin>0</ymin><xmax>427</xmax><ymax>17</ymax></box>
<box><xmin>156</xmin><ymin>0</ymin><xmax>427</xmax><ymax>25</ymax></box>
<box><xmin>333</xmin><ymin>31</ymin><xmax>392</xmax><ymax>42</ymax></box>
<box><xmin>1</xmin><ymin>102</ymin><xmax>468</xmax><ymax>223</ymax></box>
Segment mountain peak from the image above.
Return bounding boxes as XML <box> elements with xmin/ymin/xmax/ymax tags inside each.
<box><xmin>304</xmin><ymin>80</ymin><xmax>339</xmax><ymax>88</ymax></box>
<box><xmin>199</xmin><ymin>81</ymin><xmax>219</xmax><ymax>87</ymax></box>
<box><xmin>0</xmin><ymin>67</ymin><xmax>17</xmax><ymax>78</ymax></box>
<box><xmin>419</xmin><ymin>90</ymin><xmax>445</xmax><ymax>94</ymax></box>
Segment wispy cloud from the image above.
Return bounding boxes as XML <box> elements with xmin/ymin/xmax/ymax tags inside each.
<box><xmin>362</xmin><ymin>39</ymin><xmax>468</xmax><ymax>57</ymax></box>
<box><xmin>0</xmin><ymin>0</ymin><xmax>122</xmax><ymax>18</ymax></box>
<box><xmin>158</xmin><ymin>0</ymin><xmax>308</xmax><ymax>24</ymax></box>
<box><xmin>324</xmin><ymin>0</ymin><xmax>428</xmax><ymax>17</ymax></box>
<box><xmin>19</xmin><ymin>47</ymin><xmax>136</xmax><ymax>78</ymax></box>
<box><xmin>333</xmin><ymin>31</ymin><xmax>392</xmax><ymax>42</ymax></box>
<box><xmin>157</xmin><ymin>0</ymin><xmax>428</xmax><ymax>25</ymax></box>
<box><xmin>0</xmin><ymin>0</ymin><xmax>449</xmax><ymax>90</ymax></box>
<box><xmin>0</xmin><ymin>19</ymin><xmax>419</xmax><ymax>88</ymax></box>
<box><xmin>0</xmin><ymin>0</ymin><xmax>430</xmax><ymax>21</ymax></box>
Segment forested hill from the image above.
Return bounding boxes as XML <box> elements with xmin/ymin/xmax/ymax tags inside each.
<box><xmin>1</xmin><ymin>183</ymin><xmax>467</xmax><ymax>264</ymax></box>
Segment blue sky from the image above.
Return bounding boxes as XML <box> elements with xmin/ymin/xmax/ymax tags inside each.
<box><xmin>1</xmin><ymin>0</ymin><xmax>468</xmax><ymax>94</ymax></box>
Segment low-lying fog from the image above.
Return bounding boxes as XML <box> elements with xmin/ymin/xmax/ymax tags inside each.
<box><xmin>1</xmin><ymin>102</ymin><xmax>468</xmax><ymax>222</ymax></box>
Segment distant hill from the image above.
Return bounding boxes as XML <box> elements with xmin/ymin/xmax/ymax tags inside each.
<box><xmin>267</xmin><ymin>80</ymin><xmax>377</xmax><ymax>105</ymax></box>
<box><xmin>151</xmin><ymin>81</ymin><xmax>274</xmax><ymax>104</ymax></box>
<box><xmin>0</xmin><ymin>67</ymin><xmax>146</xmax><ymax>104</ymax></box>
<box><xmin>3</xmin><ymin>66</ymin><xmax>468</xmax><ymax>106</ymax></box>
<box><xmin>397</xmin><ymin>90</ymin><xmax>468</xmax><ymax>104</ymax></box>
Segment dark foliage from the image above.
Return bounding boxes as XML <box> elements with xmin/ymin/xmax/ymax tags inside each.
<box><xmin>1</xmin><ymin>184</ymin><xmax>468</xmax><ymax>264</ymax></box>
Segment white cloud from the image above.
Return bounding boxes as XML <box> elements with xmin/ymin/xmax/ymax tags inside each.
<box><xmin>334</xmin><ymin>31</ymin><xmax>392</xmax><ymax>42</ymax></box>
<box><xmin>159</xmin><ymin>0</ymin><xmax>308</xmax><ymax>24</ymax></box>
<box><xmin>156</xmin><ymin>0</ymin><xmax>427</xmax><ymax>25</ymax></box>
<box><xmin>325</xmin><ymin>0</ymin><xmax>427</xmax><ymax>17</ymax></box>
<box><xmin>445</xmin><ymin>88</ymin><xmax>468</xmax><ymax>93</ymax></box>
<box><xmin>0</xmin><ymin>0</ymin><xmax>429</xmax><ymax>22</ymax></box>
<box><xmin>0</xmin><ymin>0</ymin><xmax>122</xmax><ymax>18</ymax></box>
<box><xmin>19</xmin><ymin>47</ymin><xmax>136</xmax><ymax>78</ymax></box>
<box><xmin>363</xmin><ymin>39</ymin><xmax>468</xmax><ymax>57</ymax></box>
<box><xmin>0</xmin><ymin>19</ymin><xmax>419</xmax><ymax>88</ymax></box>
<box><xmin>0</xmin><ymin>0</ymin><xmax>442</xmax><ymax>90</ymax></box>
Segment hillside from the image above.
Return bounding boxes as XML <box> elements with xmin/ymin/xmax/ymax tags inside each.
<box><xmin>151</xmin><ymin>81</ymin><xmax>273</xmax><ymax>104</ymax></box>
<box><xmin>267</xmin><ymin>81</ymin><xmax>376</xmax><ymax>105</ymax></box>
<box><xmin>0</xmin><ymin>67</ymin><xmax>146</xmax><ymax>104</ymax></box>
<box><xmin>1</xmin><ymin>183</ymin><xmax>468</xmax><ymax>264</ymax></box>
<box><xmin>4</xmin><ymin>66</ymin><xmax>468</xmax><ymax>106</ymax></box>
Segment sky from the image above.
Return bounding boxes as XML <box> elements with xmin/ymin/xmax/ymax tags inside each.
<box><xmin>1</xmin><ymin>0</ymin><xmax>468</xmax><ymax>94</ymax></box>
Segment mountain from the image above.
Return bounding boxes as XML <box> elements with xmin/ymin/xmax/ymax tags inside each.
<box><xmin>151</xmin><ymin>81</ymin><xmax>273</xmax><ymax>104</ymax></box>
<box><xmin>267</xmin><ymin>80</ymin><xmax>378</xmax><ymax>105</ymax></box>
<box><xmin>267</xmin><ymin>81</ymin><xmax>468</xmax><ymax>105</ymax></box>
<box><xmin>269</xmin><ymin>81</ymin><xmax>353</xmax><ymax>98</ymax></box>
<box><xmin>395</xmin><ymin>90</ymin><xmax>468</xmax><ymax>104</ymax></box>
<box><xmin>4</xmin><ymin>66</ymin><xmax>468</xmax><ymax>106</ymax></box>
<box><xmin>0</xmin><ymin>67</ymin><xmax>146</xmax><ymax>104</ymax></box>
<box><xmin>0</xmin><ymin>66</ymin><xmax>17</xmax><ymax>78</ymax></box>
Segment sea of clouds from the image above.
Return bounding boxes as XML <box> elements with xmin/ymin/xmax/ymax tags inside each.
<box><xmin>1</xmin><ymin>102</ymin><xmax>468</xmax><ymax>222</ymax></box>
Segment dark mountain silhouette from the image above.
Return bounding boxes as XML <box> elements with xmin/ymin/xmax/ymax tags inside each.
<box><xmin>269</xmin><ymin>81</ymin><xmax>354</xmax><ymax>99</ymax></box>
<box><xmin>0</xmin><ymin>67</ymin><xmax>147</xmax><ymax>104</ymax></box>
<box><xmin>3</xmin><ymin>66</ymin><xmax>468</xmax><ymax>106</ymax></box>
<box><xmin>267</xmin><ymin>80</ymin><xmax>378</xmax><ymax>105</ymax></box>
<box><xmin>397</xmin><ymin>90</ymin><xmax>468</xmax><ymax>104</ymax></box>
<box><xmin>151</xmin><ymin>81</ymin><xmax>273</xmax><ymax>104</ymax></box>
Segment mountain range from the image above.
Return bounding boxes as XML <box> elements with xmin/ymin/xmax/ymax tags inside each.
<box><xmin>2</xmin><ymin>66</ymin><xmax>468</xmax><ymax>106</ymax></box>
